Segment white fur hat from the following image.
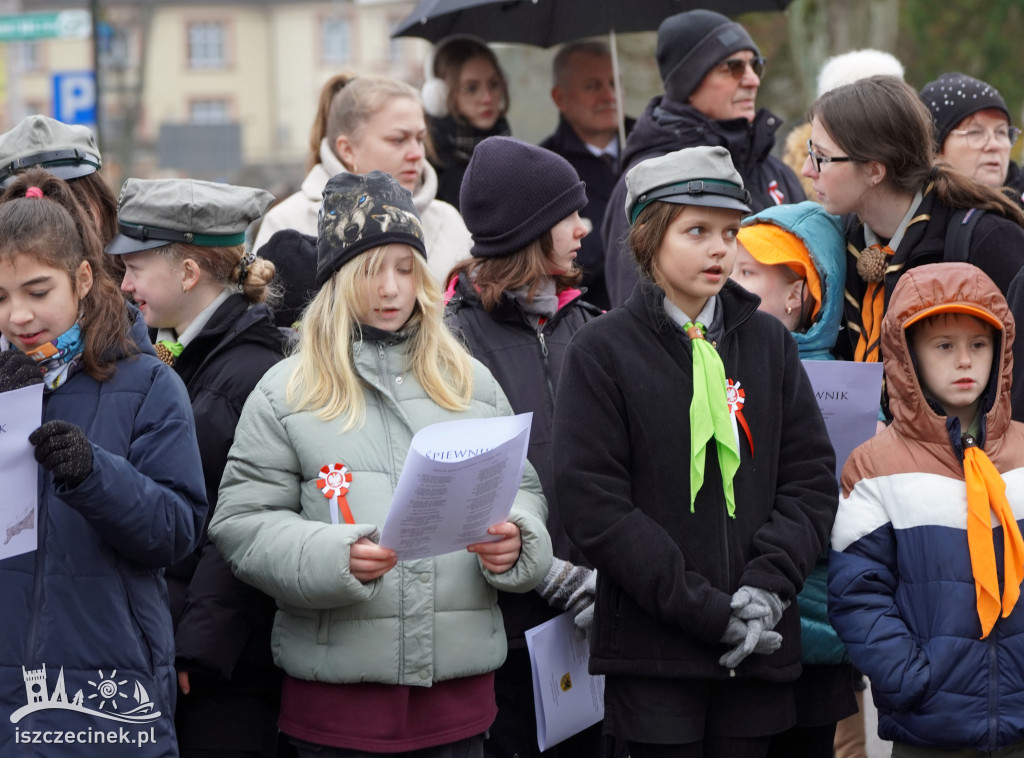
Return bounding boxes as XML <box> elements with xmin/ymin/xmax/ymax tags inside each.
<box><xmin>816</xmin><ymin>49</ymin><xmax>905</xmax><ymax>97</ymax></box>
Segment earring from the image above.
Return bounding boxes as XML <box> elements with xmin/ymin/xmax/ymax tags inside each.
<box><xmin>182</xmin><ymin>284</ymin><xmax>188</xmax><ymax>294</ymax></box>
<box><xmin>786</xmin><ymin>305</ymin><xmax>793</xmax><ymax>315</ymax></box>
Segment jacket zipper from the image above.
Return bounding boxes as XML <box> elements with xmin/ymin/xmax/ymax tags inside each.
<box><xmin>374</xmin><ymin>341</ymin><xmax>407</xmax><ymax>681</ymax></box>
<box><xmin>536</xmin><ymin>331</ymin><xmax>556</xmax><ymax>405</ymax></box>
<box><xmin>26</xmin><ymin>473</ymin><xmax>49</xmax><ymax>663</ymax></box>
<box><xmin>988</xmin><ymin>627</ymin><xmax>999</xmax><ymax>748</ymax></box>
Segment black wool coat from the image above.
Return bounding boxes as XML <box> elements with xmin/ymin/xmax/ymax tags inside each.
<box><xmin>553</xmin><ymin>278</ymin><xmax>838</xmax><ymax>681</ymax></box>
<box><xmin>164</xmin><ymin>294</ymin><xmax>288</xmax><ymax>751</ymax></box>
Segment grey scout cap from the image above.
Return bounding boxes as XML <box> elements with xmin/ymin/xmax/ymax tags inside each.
<box><xmin>106</xmin><ymin>178</ymin><xmax>275</xmax><ymax>255</ymax></box>
<box><xmin>0</xmin><ymin>115</ymin><xmax>102</xmax><ymax>187</ymax></box>
<box><xmin>624</xmin><ymin>145</ymin><xmax>752</xmax><ymax>225</ymax></box>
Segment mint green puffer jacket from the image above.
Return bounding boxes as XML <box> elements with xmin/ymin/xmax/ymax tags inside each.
<box><xmin>209</xmin><ymin>329</ymin><xmax>552</xmax><ymax>687</ymax></box>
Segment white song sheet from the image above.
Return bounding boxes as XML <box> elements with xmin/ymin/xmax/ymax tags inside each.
<box><xmin>801</xmin><ymin>360</ymin><xmax>884</xmax><ymax>482</ymax></box>
<box><xmin>0</xmin><ymin>383</ymin><xmax>43</xmax><ymax>561</ymax></box>
<box><xmin>526</xmin><ymin>611</ymin><xmax>605</xmax><ymax>751</ymax></box>
<box><xmin>379</xmin><ymin>413</ymin><xmax>532</xmax><ymax>560</ymax></box>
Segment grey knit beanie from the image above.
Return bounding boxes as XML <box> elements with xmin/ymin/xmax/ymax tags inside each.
<box><xmin>460</xmin><ymin>136</ymin><xmax>586</xmax><ymax>258</ymax></box>
<box><xmin>656</xmin><ymin>10</ymin><xmax>760</xmax><ymax>104</ymax></box>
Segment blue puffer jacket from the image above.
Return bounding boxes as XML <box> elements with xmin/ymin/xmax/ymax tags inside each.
<box><xmin>741</xmin><ymin>201</ymin><xmax>847</xmax><ymax>665</ymax></box>
<box><xmin>0</xmin><ymin>311</ymin><xmax>207</xmax><ymax>757</ymax></box>
<box><xmin>830</xmin><ymin>263</ymin><xmax>1024</xmax><ymax>751</ymax></box>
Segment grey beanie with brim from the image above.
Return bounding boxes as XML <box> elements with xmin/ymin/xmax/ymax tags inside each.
<box><xmin>625</xmin><ymin>146</ymin><xmax>751</xmax><ymax>224</ymax></box>
<box><xmin>106</xmin><ymin>177</ymin><xmax>274</xmax><ymax>255</ymax></box>
<box><xmin>0</xmin><ymin>115</ymin><xmax>101</xmax><ymax>187</ymax></box>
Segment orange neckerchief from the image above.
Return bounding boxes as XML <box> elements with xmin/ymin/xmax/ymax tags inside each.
<box><xmin>963</xmin><ymin>438</ymin><xmax>1024</xmax><ymax>638</ymax></box>
<box><xmin>853</xmin><ymin>244</ymin><xmax>893</xmax><ymax>362</ymax></box>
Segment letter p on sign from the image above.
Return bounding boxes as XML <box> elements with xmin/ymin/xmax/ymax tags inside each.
<box><xmin>53</xmin><ymin>71</ymin><xmax>96</xmax><ymax>126</ymax></box>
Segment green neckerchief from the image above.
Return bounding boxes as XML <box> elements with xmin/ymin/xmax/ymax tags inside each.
<box><xmin>685</xmin><ymin>321</ymin><xmax>740</xmax><ymax>517</ymax></box>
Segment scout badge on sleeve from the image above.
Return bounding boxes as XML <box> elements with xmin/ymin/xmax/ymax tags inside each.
<box><xmin>317</xmin><ymin>463</ymin><xmax>354</xmax><ymax>525</ymax></box>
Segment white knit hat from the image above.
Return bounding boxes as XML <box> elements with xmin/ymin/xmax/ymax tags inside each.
<box><xmin>816</xmin><ymin>49</ymin><xmax>905</xmax><ymax>97</ymax></box>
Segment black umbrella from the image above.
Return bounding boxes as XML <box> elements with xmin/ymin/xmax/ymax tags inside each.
<box><xmin>392</xmin><ymin>0</ymin><xmax>794</xmax><ymax>146</ymax></box>
<box><xmin>391</xmin><ymin>0</ymin><xmax>793</xmax><ymax>48</ymax></box>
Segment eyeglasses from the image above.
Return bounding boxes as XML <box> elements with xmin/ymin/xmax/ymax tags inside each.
<box><xmin>806</xmin><ymin>139</ymin><xmax>856</xmax><ymax>172</ymax></box>
<box><xmin>457</xmin><ymin>79</ymin><xmax>502</xmax><ymax>99</ymax></box>
<box><xmin>949</xmin><ymin>125</ymin><xmax>1022</xmax><ymax>150</ymax></box>
<box><xmin>720</xmin><ymin>56</ymin><xmax>766</xmax><ymax>80</ymax></box>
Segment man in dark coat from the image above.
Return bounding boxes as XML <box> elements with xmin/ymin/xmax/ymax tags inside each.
<box><xmin>602</xmin><ymin>9</ymin><xmax>806</xmax><ymax>307</ymax></box>
<box><xmin>540</xmin><ymin>40</ymin><xmax>633</xmax><ymax>310</ymax></box>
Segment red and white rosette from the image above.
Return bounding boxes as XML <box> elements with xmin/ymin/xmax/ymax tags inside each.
<box><xmin>726</xmin><ymin>379</ymin><xmax>754</xmax><ymax>455</ymax></box>
<box><xmin>317</xmin><ymin>463</ymin><xmax>354</xmax><ymax>524</ymax></box>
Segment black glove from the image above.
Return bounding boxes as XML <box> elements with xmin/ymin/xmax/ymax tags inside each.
<box><xmin>29</xmin><ymin>420</ymin><xmax>94</xmax><ymax>488</ymax></box>
<box><xmin>0</xmin><ymin>349</ymin><xmax>43</xmax><ymax>393</ymax></box>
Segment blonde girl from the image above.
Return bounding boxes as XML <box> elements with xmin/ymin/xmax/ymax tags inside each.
<box><xmin>210</xmin><ymin>171</ymin><xmax>551</xmax><ymax>758</ymax></box>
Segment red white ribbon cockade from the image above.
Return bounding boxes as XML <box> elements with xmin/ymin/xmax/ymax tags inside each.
<box><xmin>317</xmin><ymin>463</ymin><xmax>354</xmax><ymax>525</ymax></box>
<box><xmin>726</xmin><ymin>379</ymin><xmax>754</xmax><ymax>456</ymax></box>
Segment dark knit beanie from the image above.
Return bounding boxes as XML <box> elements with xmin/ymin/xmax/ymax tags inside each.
<box><xmin>257</xmin><ymin>229</ymin><xmax>318</xmax><ymax>328</ymax></box>
<box><xmin>919</xmin><ymin>72</ymin><xmax>1012</xmax><ymax>149</ymax></box>
<box><xmin>657</xmin><ymin>10</ymin><xmax>760</xmax><ymax>104</ymax></box>
<box><xmin>315</xmin><ymin>171</ymin><xmax>426</xmax><ymax>285</ymax></box>
<box><xmin>460</xmin><ymin>136</ymin><xmax>587</xmax><ymax>258</ymax></box>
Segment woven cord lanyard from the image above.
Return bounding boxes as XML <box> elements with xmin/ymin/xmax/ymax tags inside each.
<box><xmin>685</xmin><ymin>322</ymin><xmax>740</xmax><ymax>517</ymax></box>
<box><xmin>963</xmin><ymin>441</ymin><xmax>1024</xmax><ymax>638</ymax></box>
<box><xmin>154</xmin><ymin>340</ymin><xmax>184</xmax><ymax>367</ymax></box>
<box><xmin>854</xmin><ymin>244</ymin><xmax>894</xmax><ymax>362</ymax></box>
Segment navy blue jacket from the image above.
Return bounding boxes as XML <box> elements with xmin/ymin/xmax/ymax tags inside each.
<box><xmin>0</xmin><ymin>311</ymin><xmax>207</xmax><ymax>757</ymax></box>
<box><xmin>602</xmin><ymin>96</ymin><xmax>806</xmax><ymax>307</ymax></box>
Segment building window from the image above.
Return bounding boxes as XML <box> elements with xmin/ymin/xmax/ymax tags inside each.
<box><xmin>14</xmin><ymin>41</ymin><xmax>41</xmax><ymax>71</ymax></box>
<box><xmin>190</xmin><ymin>99</ymin><xmax>230</xmax><ymax>124</ymax></box>
<box><xmin>322</xmin><ymin>17</ymin><xmax>350</xmax><ymax>64</ymax></box>
<box><xmin>188</xmin><ymin>21</ymin><xmax>226</xmax><ymax>69</ymax></box>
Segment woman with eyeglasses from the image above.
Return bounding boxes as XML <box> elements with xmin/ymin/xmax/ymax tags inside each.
<box><xmin>920</xmin><ymin>72</ymin><xmax>1024</xmax><ymax>206</ymax></box>
<box><xmin>421</xmin><ymin>36</ymin><xmax>512</xmax><ymax>212</ymax></box>
<box><xmin>803</xmin><ymin>75</ymin><xmax>1024</xmax><ymax>363</ymax></box>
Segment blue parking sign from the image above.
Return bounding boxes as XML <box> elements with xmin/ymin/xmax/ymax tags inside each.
<box><xmin>53</xmin><ymin>71</ymin><xmax>96</xmax><ymax>125</ymax></box>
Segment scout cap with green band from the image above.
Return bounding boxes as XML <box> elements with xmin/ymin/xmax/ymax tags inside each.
<box><xmin>0</xmin><ymin>115</ymin><xmax>102</xmax><ymax>188</ymax></box>
<box><xmin>624</xmin><ymin>145</ymin><xmax>752</xmax><ymax>225</ymax></box>
<box><xmin>106</xmin><ymin>178</ymin><xmax>275</xmax><ymax>255</ymax></box>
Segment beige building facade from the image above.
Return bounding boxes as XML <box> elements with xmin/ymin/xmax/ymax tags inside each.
<box><xmin>2</xmin><ymin>0</ymin><xmax>431</xmax><ymax>185</ymax></box>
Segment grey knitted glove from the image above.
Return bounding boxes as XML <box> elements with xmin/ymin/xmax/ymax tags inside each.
<box><xmin>535</xmin><ymin>557</ymin><xmax>597</xmax><ymax>636</ymax></box>
<box><xmin>719</xmin><ymin>615</ymin><xmax>782</xmax><ymax>669</ymax></box>
<box><xmin>0</xmin><ymin>349</ymin><xmax>43</xmax><ymax>393</ymax></box>
<box><xmin>730</xmin><ymin>586</ymin><xmax>788</xmax><ymax>630</ymax></box>
<box><xmin>29</xmin><ymin>420</ymin><xmax>94</xmax><ymax>488</ymax></box>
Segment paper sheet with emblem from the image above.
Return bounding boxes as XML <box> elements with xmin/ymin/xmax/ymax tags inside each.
<box><xmin>801</xmin><ymin>360</ymin><xmax>884</xmax><ymax>482</ymax></box>
<box><xmin>526</xmin><ymin>611</ymin><xmax>604</xmax><ymax>751</ymax></box>
<box><xmin>379</xmin><ymin>412</ymin><xmax>532</xmax><ymax>560</ymax></box>
<box><xmin>0</xmin><ymin>383</ymin><xmax>43</xmax><ymax>561</ymax></box>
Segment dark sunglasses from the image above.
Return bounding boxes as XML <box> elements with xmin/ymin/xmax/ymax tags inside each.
<box><xmin>721</xmin><ymin>57</ymin><xmax>767</xmax><ymax>80</ymax></box>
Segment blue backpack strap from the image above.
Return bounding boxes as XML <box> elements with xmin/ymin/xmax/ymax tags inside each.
<box><xmin>944</xmin><ymin>207</ymin><xmax>986</xmax><ymax>263</ymax></box>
